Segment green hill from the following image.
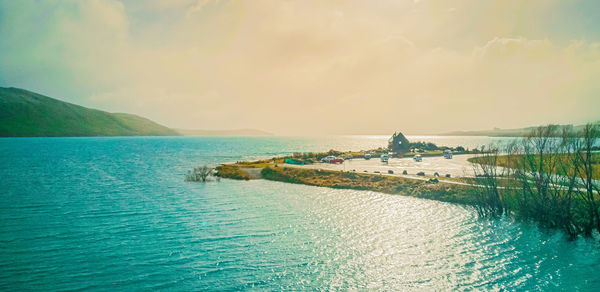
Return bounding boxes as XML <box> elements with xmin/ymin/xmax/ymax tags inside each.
<box><xmin>0</xmin><ymin>87</ymin><xmax>179</xmax><ymax>137</ymax></box>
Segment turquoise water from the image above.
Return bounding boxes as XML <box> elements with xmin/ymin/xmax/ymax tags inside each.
<box><xmin>1</xmin><ymin>136</ymin><xmax>599</xmax><ymax>290</ymax></box>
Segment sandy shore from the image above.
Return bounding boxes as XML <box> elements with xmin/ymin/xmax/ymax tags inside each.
<box><xmin>284</xmin><ymin>154</ymin><xmax>477</xmax><ymax>179</ymax></box>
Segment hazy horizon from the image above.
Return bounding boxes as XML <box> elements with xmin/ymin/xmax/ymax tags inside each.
<box><xmin>1</xmin><ymin>0</ymin><xmax>600</xmax><ymax>135</ymax></box>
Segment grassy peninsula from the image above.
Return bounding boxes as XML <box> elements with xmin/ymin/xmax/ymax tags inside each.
<box><xmin>214</xmin><ymin>157</ymin><xmax>477</xmax><ymax>205</ymax></box>
<box><xmin>0</xmin><ymin>87</ymin><xmax>179</xmax><ymax>137</ymax></box>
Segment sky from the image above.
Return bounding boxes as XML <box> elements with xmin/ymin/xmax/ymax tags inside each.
<box><xmin>1</xmin><ymin>0</ymin><xmax>600</xmax><ymax>135</ymax></box>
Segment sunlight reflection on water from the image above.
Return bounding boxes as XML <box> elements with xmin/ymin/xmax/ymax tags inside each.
<box><xmin>0</xmin><ymin>136</ymin><xmax>598</xmax><ymax>290</ymax></box>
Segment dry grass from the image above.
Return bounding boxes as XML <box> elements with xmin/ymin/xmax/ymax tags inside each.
<box><xmin>233</xmin><ymin>159</ymin><xmax>274</xmax><ymax>168</ymax></box>
<box><xmin>469</xmin><ymin>153</ymin><xmax>600</xmax><ymax>180</ymax></box>
<box><xmin>261</xmin><ymin>166</ymin><xmax>478</xmax><ymax>205</ymax></box>
<box><xmin>215</xmin><ymin>164</ymin><xmax>251</xmax><ymax>180</ymax></box>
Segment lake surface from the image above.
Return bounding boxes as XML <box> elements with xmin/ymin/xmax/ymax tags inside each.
<box><xmin>1</xmin><ymin>136</ymin><xmax>599</xmax><ymax>290</ymax></box>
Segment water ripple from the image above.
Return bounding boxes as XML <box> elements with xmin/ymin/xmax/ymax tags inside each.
<box><xmin>1</xmin><ymin>137</ymin><xmax>599</xmax><ymax>290</ymax></box>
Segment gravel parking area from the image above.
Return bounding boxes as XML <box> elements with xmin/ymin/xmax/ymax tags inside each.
<box><xmin>285</xmin><ymin>154</ymin><xmax>478</xmax><ymax>178</ymax></box>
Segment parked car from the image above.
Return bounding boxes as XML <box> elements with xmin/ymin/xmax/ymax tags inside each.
<box><xmin>413</xmin><ymin>154</ymin><xmax>422</xmax><ymax>162</ymax></box>
<box><xmin>330</xmin><ymin>157</ymin><xmax>344</xmax><ymax>164</ymax></box>
<box><xmin>364</xmin><ymin>153</ymin><xmax>371</xmax><ymax>160</ymax></box>
<box><xmin>443</xmin><ymin>149</ymin><xmax>453</xmax><ymax>159</ymax></box>
<box><xmin>321</xmin><ymin>155</ymin><xmax>335</xmax><ymax>163</ymax></box>
<box><xmin>321</xmin><ymin>156</ymin><xmax>344</xmax><ymax>164</ymax></box>
<box><xmin>380</xmin><ymin>154</ymin><xmax>389</xmax><ymax>163</ymax></box>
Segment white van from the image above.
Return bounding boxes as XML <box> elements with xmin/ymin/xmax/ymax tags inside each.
<box><xmin>380</xmin><ymin>154</ymin><xmax>389</xmax><ymax>163</ymax></box>
<box><xmin>443</xmin><ymin>149</ymin><xmax>453</xmax><ymax>159</ymax></box>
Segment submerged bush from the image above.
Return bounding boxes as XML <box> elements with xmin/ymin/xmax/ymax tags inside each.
<box><xmin>185</xmin><ymin>165</ymin><xmax>214</xmax><ymax>182</ymax></box>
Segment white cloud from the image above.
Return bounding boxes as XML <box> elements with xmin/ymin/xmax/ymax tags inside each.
<box><xmin>1</xmin><ymin>0</ymin><xmax>599</xmax><ymax>134</ymax></box>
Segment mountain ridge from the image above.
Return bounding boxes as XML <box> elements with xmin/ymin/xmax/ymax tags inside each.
<box><xmin>0</xmin><ymin>87</ymin><xmax>179</xmax><ymax>137</ymax></box>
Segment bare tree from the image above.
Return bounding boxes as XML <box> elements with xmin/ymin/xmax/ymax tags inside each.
<box><xmin>185</xmin><ymin>165</ymin><xmax>214</xmax><ymax>182</ymax></box>
<box><xmin>472</xmin><ymin>145</ymin><xmax>510</xmax><ymax>217</ymax></box>
<box><xmin>469</xmin><ymin>124</ymin><xmax>600</xmax><ymax>238</ymax></box>
<box><xmin>513</xmin><ymin>126</ymin><xmax>560</xmax><ymax>226</ymax></box>
<box><xmin>575</xmin><ymin>124</ymin><xmax>600</xmax><ymax>235</ymax></box>
<box><xmin>553</xmin><ymin>127</ymin><xmax>585</xmax><ymax>237</ymax></box>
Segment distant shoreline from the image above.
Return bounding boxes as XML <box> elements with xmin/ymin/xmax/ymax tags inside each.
<box><xmin>174</xmin><ymin>128</ymin><xmax>273</xmax><ymax>137</ymax></box>
<box><xmin>438</xmin><ymin>123</ymin><xmax>596</xmax><ymax>137</ymax></box>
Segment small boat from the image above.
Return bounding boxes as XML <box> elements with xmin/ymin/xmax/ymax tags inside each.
<box><xmin>380</xmin><ymin>154</ymin><xmax>389</xmax><ymax>163</ymax></box>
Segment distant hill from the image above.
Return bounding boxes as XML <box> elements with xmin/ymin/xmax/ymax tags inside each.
<box><xmin>175</xmin><ymin>128</ymin><xmax>273</xmax><ymax>136</ymax></box>
<box><xmin>440</xmin><ymin>124</ymin><xmax>594</xmax><ymax>137</ymax></box>
<box><xmin>0</xmin><ymin>87</ymin><xmax>179</xmax><ymax>137</ymax></box>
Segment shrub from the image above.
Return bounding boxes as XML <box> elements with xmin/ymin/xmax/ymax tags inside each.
<box><xmin>343</xmin><ymin>172</ymin><xmax>357</xmax><ymax>179</ymax></box>
<box><xmin>185</xmin><ymin>166</ymin><xmax>213</xmax><ymax>182</ymax></box>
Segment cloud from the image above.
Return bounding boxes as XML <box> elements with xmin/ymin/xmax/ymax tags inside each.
<box><xmin>185</xmin><ymin>0</ymin><xmax>221</xmax><ymax>18</ymax></box>
<box><xmin>0</xmin><ymin>0</ymin><xmax>131</xmax><ymax>97</ymax></box>
<box><xmin>1</xmin><ymin>0</ymin><xmax>599</xmax><ymax>134</ymax></box>
<box><xmin>475</xmin><ymin>37</ymin><xmax>556</xmax><ymax>61</ymax></box>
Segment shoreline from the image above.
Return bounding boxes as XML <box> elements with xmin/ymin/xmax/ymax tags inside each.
<box><xmin>215</xmin><ymin>155</ymin><xmax>481</xmax><ymax>206</ymax></box>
